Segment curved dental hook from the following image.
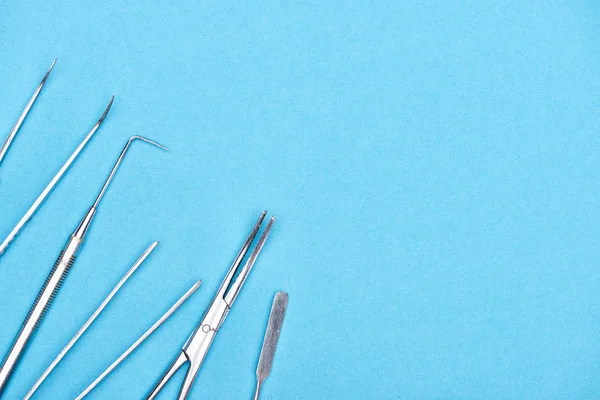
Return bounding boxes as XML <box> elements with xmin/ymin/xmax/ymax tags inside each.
<box><xmin>0</xmin><ymin>133</ymin><xmax>168</xmax><ymax>395</ymax></box>
<box><xmin>0</xmin><ymin>58</ymin><xmax>57</xmax><ymax>167</ymax></box>
<box><xmin>92</xmin><ymin>135</ymin><xmax>168</xmax><ymax>208</ymax></box>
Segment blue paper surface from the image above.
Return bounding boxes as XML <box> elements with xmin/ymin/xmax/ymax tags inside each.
<box><xmin>0</xmin><ymin>1</ymin><xmax>599</xmax><ymax>399</ymax></box>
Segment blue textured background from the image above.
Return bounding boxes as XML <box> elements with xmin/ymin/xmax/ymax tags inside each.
<box><xmin>1</xmin><ymin>1</ymin><xmax>599</xmax><ymax>399</ymax></box>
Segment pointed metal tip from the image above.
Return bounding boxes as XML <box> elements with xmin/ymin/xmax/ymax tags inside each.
<box><xmin>137</xmin><ymin>241</ymin><xmax>160</xmax><ymax>262</ymax></box>
<box><xmin>256</xmin><ymin>216</ymin><xmax>276</xmax><ymax>248</ymax></box>
<box><xmin>257</xmin><ymin>211</ymin><xmax>268</xmax><ymax>225</ymax></box>
<box><xmin>187</xmin><ymin>280</ymin><xmax>202</xmax><ymax>296</ymax></box>
<box><xmin>90</xmin><ymin>134</ymin><xmax>168</xmax><ymax>209</ymax></box>
<box><xmin>129</xmin><ymin>135</ymin><xmax>168</xmax><ymax>151</ymax></box>
<box><xmin>264</xmin><ymin>216</ymin><xmax>276</xmax><ymax>231</ymax></box>
<box><xmin>255</xmin><ymin>211</ymin><xmax>270</xmax><ymax>233</ymax></box>
<box><xmin>250</xmin><ymin>212</ymin><xmax>268</xmax><ymax>237</ymax></box>
<box><xmin>40</xmin><ymin>59</ymin><xmax>57</xmax><ymax>85</ymax></box>
<box><xmin>97</xmin><ymin>96</ymin><xmax>115</xmax><ymax>125</ymax></box>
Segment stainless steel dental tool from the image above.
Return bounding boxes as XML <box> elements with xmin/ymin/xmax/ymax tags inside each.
<box><xmin>0</xmin><ymin>59</ymin><xmax>56</xmax><ymax>167</ymax></box>
<box><xmin>0</xmin><ymin>96</ymin><xmax>114</xmax><ymax>258</ymax></box>
<box><xmin>253</xmin><ymin>291</ymin><xmax>289</xmax><ymax>400</ymax></box>
<box><xmin>24</xmin><ymin>241</ymin><xmax>159</xmax><ymax>399</ymax></box>
<box><xmin>146</xmin><ymin>212</ymin><xmax>276</xmax><ymax>400</ymax></box>
<box><xmin>0</xmin><ymin>135</ymin><xmax>167</xmax><ymax>395</ymax></box>
<box><xmin>75</xmin><ymin>281</ymin><xmax>202</xmax><ymax>400</ymax></box>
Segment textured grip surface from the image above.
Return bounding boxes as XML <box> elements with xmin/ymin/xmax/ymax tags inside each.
<box><xmin>23</xmin><ymin>250</ymin><xmax>77</xmax><ymax>330</ymax></box>
<box><xmin>256</xmin><ymin>292</ymin><xmax>289</xmax><ymax>381</ymax></box>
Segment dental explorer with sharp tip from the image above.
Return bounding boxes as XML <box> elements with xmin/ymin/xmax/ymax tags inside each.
<box><xmin>0</xmin><ymin>96</ymin><xmax>114</xmax><ymax>258</ymax></box>
<box><xmin>0</xmin><ymin>135</ymin><xmax>168</xmax><ymax>396</ymax></box>
<box><xmin>0</xmin><ymin>59</ymin><xmax>56</xmax><ymax>168</ymax></box>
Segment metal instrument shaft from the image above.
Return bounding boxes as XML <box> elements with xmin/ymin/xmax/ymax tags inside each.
<box><xmin>0</xmin><ymin>135</ymin><xmax>167</xmax><ymax>395</ymax></box>
<box><xmin>0</xmin><ymin>97</ymin><xmax>113</xmax><ymax>258</ymax></box>
<box><xmin>0</xmin><ymin>59</ymin><xmax>56</xmax><ymax>167</ymax></box>
<box><xmin>75</xmin><ymin>281</ymin><xmax>202</xmax><ymax>400</ymax></box>
<box><xmin>24</xmin><ymin>241</ymin><xmax>158</xmax><ymax>399</ymax></box>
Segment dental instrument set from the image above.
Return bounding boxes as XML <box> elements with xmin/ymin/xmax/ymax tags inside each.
<box><xmin>0</xmin><ymin>61</ymin><xmax>288</xmax><ymax>399</ymax></box>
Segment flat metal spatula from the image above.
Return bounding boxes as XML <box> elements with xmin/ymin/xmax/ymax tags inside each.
<box><xmin>253</xmin><ymin>291</ymin><xmax>289</xmax><ymax>400</ymax></box>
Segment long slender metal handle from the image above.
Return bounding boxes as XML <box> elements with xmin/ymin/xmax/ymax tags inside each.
<box><xmin>0</xmin><ymin>235</ymin><xmax>81</xmax><ymax>395</ymax></box>
<box><xmin>252</xmin><ymin>380</ymin><xmax>263</xmax><ymax>400</ymax></box>
<box><xmin>146</xmin><ymin>353</ymin><xmax>188</xmax><ymax>400</ymax></box>
<box><xmin>77</xmin><ymin>281</ymin><xmax>201</xmax><ymax>400</ymax></box>
<box><xmin>0</xmin><ymin>59</ymin><xmax>56</xmax><ymax>167</ymax></box>
<box><xmin>0</xmin><ymin>96</ymin><xmax>114</xmax><ymax>258</ymax></box>
<box><xmin>24</xmin><ymin>241</ymin><xmax>158</xmax><ymax>400</ymax></box>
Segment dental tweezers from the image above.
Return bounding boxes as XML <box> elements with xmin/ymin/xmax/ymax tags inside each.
<box><xmin>146</xmin><ymin>212</ymin><xmax>276</xmax><ymax>400</ymax></box>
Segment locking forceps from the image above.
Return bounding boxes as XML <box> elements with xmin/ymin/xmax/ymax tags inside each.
<box><xmin>147</xmin><ymin>211</ymin><xmax>276</xmax><ymax>400</ymax></box>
